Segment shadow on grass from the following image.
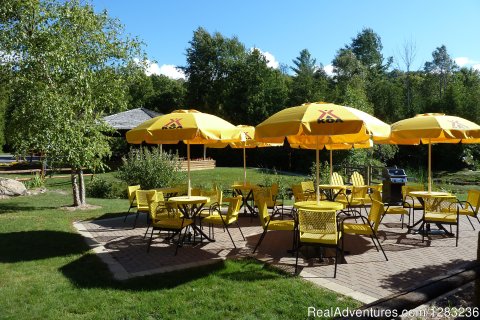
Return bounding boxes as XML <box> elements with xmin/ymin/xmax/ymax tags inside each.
<box><xmin>0</xmin><ymin>202</ymin><xmax>59</xmax><ymax>214</ymax></box>
<box><xmin>0</xmin><ymin>230</ymin><xmax>89</xmax><ymax>262</ymax></box>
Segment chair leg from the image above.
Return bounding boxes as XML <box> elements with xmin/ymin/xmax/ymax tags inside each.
<box><xmin>143</xmin><ymin>222</ymin><xmax>151</xmax><ymax>239</ymax></box>
<box><xmin>372</xmin><ymin>231</ymin><xmax>388</xmax><ymax>261</ymax></box>
<box><xmin>456</xmin><ymin>222</ymin><xmax>459</xmax><ymax>247</ymax></box>
<box><xmin>334</xmin><ymin>246</ymin><xmax>339</xmax><ymax>278</ymax></box>
<box><xmin>466</xmin><ymin>216</ymin><xmax>475</xmax><ymax>230</ymax></box>
<box><xmin>235</xmin><ymin>221</ymin><xmax>245</xmax><ymax>240</ymax></box>
<box><xmin>295</xmin><ymin>243</ymin><xmax>301</xmax><ymax>274</ymax></box>
<box><xmin>370</xmin><ymin>235</ymin><xmax>379</xmax><ymax>251</ymax></box>
<box><xmin>253</xmin><ymin>228</ymin><xmax>268</xmax><ymax>253</ymax></box>
<box><xmin>224</xmin><ymin>225</ymin><xmax>236</xmax><ymax>248</ymax></box>
<box><xmin>175</xmin><ymin>227</ymin><xmax>189</xmax><ymax>256</ymax></box>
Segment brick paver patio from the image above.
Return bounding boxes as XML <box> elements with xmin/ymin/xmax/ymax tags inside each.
<box><xmin>74</xmin><ymin>206</ymin><xmax>478</xmax><ymax>304</ymax></box>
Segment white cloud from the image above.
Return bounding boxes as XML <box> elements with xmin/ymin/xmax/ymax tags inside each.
<box><xmin>454</xmin><ymin>56</ymin><xmax>479</xmax><ymax>69</ymax></box>
<box><xmin>323</xmin><ymin>64</ymin><xmax>334</xmax><ymax>77</ymax></box>
<box><xmin>251</xmin><ymin>48</ymin><xmax>279</xmax><ymax>69</ymax></box>
<box><xmin>134</xmin><ymin>58</ymin><xmax>186</xmax><ymax>80</ymax></box>
<box><xmin>473</xmin><ymin>64</ymin><xmax>480</xmax><ymax>71</ymax></box>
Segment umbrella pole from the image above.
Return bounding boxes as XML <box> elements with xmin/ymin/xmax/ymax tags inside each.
<box><xmin>203</xmin><ymin>145</ymin><xmax>206</xmax><ymax>160</ymax></box>
<box><xmin>330</xmin><ymin>149</ymin><xmax>333</xmax><ymax>184</ymax></box>
<box><xmin>243</xmin><ymin>145</ymin><xmax>247</xmax><ymax>186</ymax></box>
<box><xmin>316</xmin><ymin>137</ymin><xmax>320</xmax><ymax>205</ymax></box>
<box><xmin>187</xmin><ymin>141</ymin><xmax>191</xmax><ymax>197</ymax></box>
<box><xmin>428</xmin><ymin>139</ymin><xmax>432</xmax><ymax>193</ymax></box>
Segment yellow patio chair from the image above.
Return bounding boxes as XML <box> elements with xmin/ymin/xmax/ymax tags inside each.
<box><xmin>252</xmin><ymin>194</ymin><xmax>296</xmax><ymax>253</ymax></box>
<box><xmin>292</xmin><ymin>184</ymin><xmax>307</xmax><ymax>202</ymax></box>
<box><xmin>370</xmin><ymin>190</ymin><xmax>410</xmax><ymax>228</ymax></box>
<box><xmin>350</xmin><ymin>171</ymin><xmax>365</xmax><ymax>186</ymax></box>
<box><xmin>130</xmin><ymin>189</ymin><xmax>155</xmax><ymax>229</ymax></box>
<box><xmin>253</xmin><ymin>187</ymin><xmax>283</xmax><ymax>217</ymax></box>
<box><xmin>143</xmin><ymin>191</ymin><xmax>173</xmax><ymax>238</ymax></box>
<box><xmin>295</xmin><ymin>209</ymin><xmax>342</xmax><ymax>277</ymax></box>
<box><xmin>337</xmin><ymin>185</ymin><xmax>368</xmax><ymax>216</ymax></box>
<box><xmin>197</xmin><ymin>185</ymin><xmax>224</xmax><ymax>218</ymax></box>
<box><xmin>301</xmin><ymin>181</ymin><xmax>316</xmax><ymax>200</ymax></box>
<box><xmin>124</xmin><ymin>185</ymin><xmax>140</xmax><ymax>223</ymax></box>
<box><xmin>340</xmin><ymin>199</ymin><xmax>388</xmax><ymax>261</ymax></box>
<box><xmin>422</xmin><ymin>195</ymin><xmax>460</xmax><ymax>246</ymax></box>
<box><xmin>201</xmin><ymin>196</ymin><xmax>245</xmax><ymax>248</ymax></box>
<box><xmin>146</xmin><ymin>191</ymin><xmax>193</xmax><ymax>254</ymax></box>
<box><xmin>350</xmin><ymin>171</ymin><xmax>376</xmax><ymax>205</ymax></box>
<box><xmin>331</xmin><ymin>172</ymin><xmax>349</xmax><ymax>202</ymax></box>
<box><xmin>457</xmin><ymin>189</ymin><xmax>480</xmax><ymax>230</ymax></box>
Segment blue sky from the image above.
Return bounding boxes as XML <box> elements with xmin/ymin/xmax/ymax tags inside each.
<box><xmin>91</xmin><ymin>0</ymin><xmax>480</xmax><ymax>79</ymax></box>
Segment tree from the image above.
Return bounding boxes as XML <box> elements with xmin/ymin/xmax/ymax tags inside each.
<box><xmin>289</xmin><ymin>49</ymin><xmax>328</xmax><ymax>105</ymax></box>
<box><xmin>145</xmin><ymin>75</ymin><xmax>186</xmax><ymax>114</ymax></box>
<box><xmin>424</xmin><ymin>45</ymin><xmax>457</xmax><ymax>99</ymax></box>
<box><xmin>183</xmin><ymin>27</ymin><xmax>246</xmax><ymax>115</ymax></box>
<box><xmin>0</xmin><ymin>0</ymin><xmax>142</xmax><ymax>207</ymax></box>
<box><xmin>348</xmin><ymin>28</ymin><xmax>392</xmax><ymax>73</ymax></box>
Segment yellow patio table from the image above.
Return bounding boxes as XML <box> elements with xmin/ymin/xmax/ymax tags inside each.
<box><xmin>231</xmin><ymin>183</ymin><xmax>260</xmax><ymax>216</ymax></box>
<box><xmin>407</xmin><ymin>191</ymin><xmax>453</xmax><ymax>235</ymax></box>
<box><xmin>294</xmin><ymin>200</ymin><xmax>344</xmax><ymax>212</ymax></box>
<box><xmin>167</xmin><ymin>196</ymin><xmax>213</xmax><ymax>242</ymax></box>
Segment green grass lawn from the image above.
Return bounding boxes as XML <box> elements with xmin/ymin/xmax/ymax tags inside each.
<box><xmin>0</xmin><ymin>171</ymin><xmax>360</xmax><ymax>319</ymax></box>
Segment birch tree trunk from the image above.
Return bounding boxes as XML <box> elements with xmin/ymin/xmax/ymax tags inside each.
<box><xmin>79</xmin><ymin>169</ymin><xmax>86</xmax><ymax>206</ymax></box>
<box><xmin>71</xmin><ymin>169</ymin><xmax>81</xmax><ymax>207</ymax></box>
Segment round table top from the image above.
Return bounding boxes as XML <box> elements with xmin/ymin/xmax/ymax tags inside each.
<box><xmin>317</xmin><ymin>184</ymin><xmax>347</xmax><ymax>189</ymax></box>
<box><xmin>294</xmin><ymin>200</ymin><xmax>344</xmax><ymax>211</ymax></box>
<box><xmin>231</xmin><ymin>184</ymin><xmax>259</xmax><ymax>190</ymax></box>
<box><xmin>168</xmin><ymin>196</ymin><xmax>210</xmax><ymax>204</ymax></box>
<box><xmin>155</xmin><ymin>187</ymin><xmax>180</xmax><ymax>193</ymax></box>
<box><xmin>409</xmin><ymin>191</ymin><xmax>451</xmax><ymax>198</ymax></box>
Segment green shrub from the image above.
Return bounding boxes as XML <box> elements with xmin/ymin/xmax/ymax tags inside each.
<box><xmin>86</xmin><ymin>177</ymin><xmax>124</xmax><ymax>199</ymax></box>
<box><xmin>117</xmin><ymin>147</ymin><xmax>186</xmax><ymax>189</ymax></box>
<box><xmin>25</xmin><ymin>173</ymin><xmax>45</xmax><ymax>189</ymax></box>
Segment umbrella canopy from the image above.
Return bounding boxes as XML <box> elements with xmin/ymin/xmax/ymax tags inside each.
<box><xmin>207</xmin><ymin>125</ymin><xmax>283</xmax><ymax>185</ymax></box>
<box><xmin>256</xmin><ymin>102</ymin><xmax>390</xmax><ymax>203</ymax></box>
<box><xmin>126</xmin><ymin>109</ymin><xmax>242</xmax><ymax>196</ymax></box>
<box><xmin>386</xmin><ymin>113</ymin><xmax>480</xmax><ymax>192</ymax></box>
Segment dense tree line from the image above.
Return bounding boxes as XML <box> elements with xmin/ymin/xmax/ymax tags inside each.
<box><xmin>125</xmin><ymin>27</ymin><xmax>480</xmax><ymax>171</ymax></box>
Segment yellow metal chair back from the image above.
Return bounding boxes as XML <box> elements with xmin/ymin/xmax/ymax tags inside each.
<box><xmin>331</xmin><ymin>172</ymin><xmax>345</xmax><ymax>185</ymax></box>
<box><xmin>254</xmin><ymin>194</ymin><xmax>271</xmax><ymax>229</ymax></box>
<box><xmin>291</xmin><ymin>184</ymin><xmax>306</xmax><ymax>202</ymax></box>
<box><xmin>136</xmin><ymin>189</ymin><xmax>153</xmax><ymax>211</ymax></box>
<box><xmin>350</xmin><ymin>171</ymin><xmax>365</xmax><ymax>186</ymax></box>
<box><xmin>368</xmin><ymin>200</ymin><xmax>385</xmax><ymax>232</ymax></box>
<box><xmin>225</xmin><ymin>196</ymin><xmax>242</xmax><ymax>220</ymax></box>
<box><xmin>301</xmin><ymin>181</ymin><xmax>315</xmax><ymax>193</ymax></box>
<box><xmin>127</xmin><ymin>185</ymin><xmax>141</xmax><ymax>205</ymax></box>
<box><xmin>297</xmin><ymin>209</ymin><xmax>338</xmax><ymax>240</ymax></box>
<box><xmin>465</xmin><ymin>190</ymin><xmax>480</xmax><ymax>214</ymax></box>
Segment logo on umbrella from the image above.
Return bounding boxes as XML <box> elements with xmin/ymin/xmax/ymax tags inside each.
<box><xmin>317</xmin><ymin>110</ymin><xmax>343</xmax><ymax>124</ymax></box>
<box><xmin>244</xmin><ymin>131</ymin><xmax>252</xmax><ymax>140</ymax></box>
<box><xmin>162</xmin><ymin>118</ymin><xmax>183</xmax><ymax>129</ymax></box>
<box><xmin>448</xmin><ymin>120</ymin><xmax>469</xmax><ymax>130</ymax></box>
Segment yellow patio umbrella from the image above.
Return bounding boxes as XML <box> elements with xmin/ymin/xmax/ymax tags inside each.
<box><xmin>386</xmin><ymin>113</ymin><xmax>480</xmax><ymax>193</ymax></box>
<box><xmin>256</xmin><ymin>102</ymin><xmax>390</xmax><ymax>204</ymax></box>
<box><xmin>207</xmin><ymin>125</ymin><xmax>283</xmax><ymax>185</ymax></box>
<box><xmin>126</xmin><ymin>109</ymin><xmax>242</xmax><ymax>197</ymax></box>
